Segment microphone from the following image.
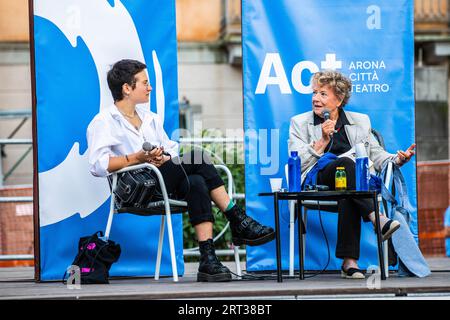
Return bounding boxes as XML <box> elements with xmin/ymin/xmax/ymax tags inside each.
<box><xmin>322</xmin><ymin>108</ymin><xmax>331</xmax><ymax>121</ymax></box>
<box><xmin>321</xmin><ymin>108</ymin><xmax>337</xmax><ymax>134</ymax></box>
<box><xmin>142</xmin><ymin>142</ymin><xmax>170</xmax><ymax>156</ymax></box>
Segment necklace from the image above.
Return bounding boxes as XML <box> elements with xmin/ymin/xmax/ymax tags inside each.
<box><xmin>118</xmin><ymin>109</ymin><xmax>141</xmax><ymax>130</ymax></box>
<box><xmin>119</xmin><ymin>109</ymin><xmax>137</xmax><ymax>119</ymax></box>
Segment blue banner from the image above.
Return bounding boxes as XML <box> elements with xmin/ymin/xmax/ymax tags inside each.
<box><xmin>242</xmin><ymin>0</ymin><xmax>415</xmax><ymax>271</ymax></box>
<box><xmin>33</xmin><ymin>0</ymin><xmax>182</xmax><ymax>280</ymax></box>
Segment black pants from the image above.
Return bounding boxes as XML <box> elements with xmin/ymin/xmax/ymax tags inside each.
<box><xmin>157</xmin><ymin>150</ymin><xmax>225</xmax><ymax>226</ymax></box>
<box><xmin>316</xmin><ymin>157</ymin><xmax>374</xmax><ymax>260</ymax></box>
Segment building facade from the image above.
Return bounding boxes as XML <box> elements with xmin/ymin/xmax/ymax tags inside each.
<box><xmin>0</xmin><ymin>0</ymin><xmax>448</xmax><ymax>180</ymax></box>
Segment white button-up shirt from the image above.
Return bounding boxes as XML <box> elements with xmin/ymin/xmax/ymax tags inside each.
<box><xmin>86</xmin><ymin>104</ymin><xmax>179</xmax><ymax>177</ymax></box>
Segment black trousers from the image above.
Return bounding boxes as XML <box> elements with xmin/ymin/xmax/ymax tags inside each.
<box><xmin>157</xmin><ymin>150</ymin><xmax>225</xmax><ymax>226</ymax></box>
<box><xmin>316</xmin><ymin>157</ymin><xmax>374</xmax><ymax>260</ymax></box>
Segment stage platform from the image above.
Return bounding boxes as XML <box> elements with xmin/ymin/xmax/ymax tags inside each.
<box><xmin>1</xmin><ymin>258</ymin><xmax>450</xmax><ymax>300</ymax></box>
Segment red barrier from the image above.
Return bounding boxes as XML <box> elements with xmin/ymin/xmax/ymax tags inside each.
<box><xmin>417</xmin><ymin>160</ymin><xmax>450</xmax><ymax>256</ymax></box>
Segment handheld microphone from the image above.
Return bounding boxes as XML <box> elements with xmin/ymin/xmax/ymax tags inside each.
<box><xmin>321</xmin><ymin>108</ymin><xmax>337</xmax><ymax>134</ymax></box>
<box><xmin>142</xmin><ymin>142</ymin><xmax>170</xmax><ymax>156</ymax></box>
<box><xmin>322</xmin><ymin>108</ymin><xmax>331</xmax><ymax>121</ymax></box>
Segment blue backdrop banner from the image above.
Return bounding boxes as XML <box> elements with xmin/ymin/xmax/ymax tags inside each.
<box><xmin>242</xmin><ymin>0</ymin><xmax>415</xmax><ymax>271</ymax></box>
<box><xmin>32</xmin><ymin>0</ymin><xmax>182</xmax><ymax>280</ymax></box>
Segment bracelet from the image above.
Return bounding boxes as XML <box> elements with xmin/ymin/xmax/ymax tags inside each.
<box><xmin>125</xmin><ymin>154</ymin><xmax>129</xmax><ymax>162</ymax></box>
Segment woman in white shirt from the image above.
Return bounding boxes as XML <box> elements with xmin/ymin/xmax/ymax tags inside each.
<box><xmin>87</xmin><ymin>59</ymin><xmax>275</xmax><ymax>282</ymax></box>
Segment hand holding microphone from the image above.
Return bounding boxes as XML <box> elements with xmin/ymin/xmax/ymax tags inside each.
<box><xmin>141</xmin><ymin>142</ymin><xmax>170</xmax><ymax>167</ymax></box>
<box><xmin>321</xmin><ymin>108</ymin><xmax>337</xmax><ymax>138</ymax></box>
<box><xmin>142</xmin><ymin>142</ymin><xmax>170</xmax><ymax>156</ymax></box>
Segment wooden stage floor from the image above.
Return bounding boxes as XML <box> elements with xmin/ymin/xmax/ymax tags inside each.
<box><xmin>1</xmin><ymin>258</ymin><xmax>450</xmax><ymax>300</ymax></box>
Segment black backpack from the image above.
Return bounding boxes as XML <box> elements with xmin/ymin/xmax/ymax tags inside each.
<box><xmin>64</xmin><ymin>231</ymin><xmax>121</xmax><ymax>284</ymax></box>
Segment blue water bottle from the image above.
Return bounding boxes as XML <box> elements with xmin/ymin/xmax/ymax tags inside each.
<box><xmin>288</xmin><ymin>151</ymin><xmax>301</xmax><ymax>192</ymax></box>
<box><xmin>355</xmin><ymin>143</ymin><xmax>369</xmax><ymax>191</ymax></box>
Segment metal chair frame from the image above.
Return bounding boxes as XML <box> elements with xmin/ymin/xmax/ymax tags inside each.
<box><xmin>286</xmin><ymin>129</ymin><xmax>393</xmax><ymax>278</ymax></box>
<box><xmin>103</xmin><ymin>162</ymin><xmax>241</xmax><ymax>282</ymax></box>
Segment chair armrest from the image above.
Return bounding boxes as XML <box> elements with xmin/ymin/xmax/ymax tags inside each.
<box><xmin>112</xmin><ymin>163</ymin><xmax>158</xmax><ymax>174</ymax></box>
<box><xmin>110</xmin><ymin>163</ymin><xmax>234</xmax><ymax>207</ymax></box>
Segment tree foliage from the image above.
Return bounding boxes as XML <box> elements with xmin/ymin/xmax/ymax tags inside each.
<box><xmin>180</xmin><ymin>130</ymin><xmax>245</xmax><ymax>261</ymax></box>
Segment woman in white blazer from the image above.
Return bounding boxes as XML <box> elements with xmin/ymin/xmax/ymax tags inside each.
<box><xmin>289</xmin><ymin>70</ymin><xmax>415</xmax><ymax>279</ymax></box>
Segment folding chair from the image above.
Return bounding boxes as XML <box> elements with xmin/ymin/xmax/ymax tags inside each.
<box><xmin>286</xmin><ymin>129</ymin><xmax>392</xmax><ymax>278</ymax></box>
<box><xmin>103</xmin><ymin>162</ymin><xmax>241</xmax><ymax>282</ymax></box>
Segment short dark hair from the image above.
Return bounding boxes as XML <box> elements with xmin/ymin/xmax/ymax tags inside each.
<box><xmin>107</xmin><ymin>59</ymin><xmax>147</xmax><ymax>102</ymax></box>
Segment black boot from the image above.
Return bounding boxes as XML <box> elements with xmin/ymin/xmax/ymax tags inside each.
<box><xmin>197</xmin><ymin>239</ymin><xmax>232</xmax><ymax>282</ymax></box>
<box><xmin>224</xmin><ymin>205</ymin><xmax>275</xmax><ymax>246</ymax></box>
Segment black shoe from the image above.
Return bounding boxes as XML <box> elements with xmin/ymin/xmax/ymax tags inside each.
<box><xmin>197</xmin><ymin>239</ymin><xmax>232</xmax><ymax>282</ymax></box>
<box><xmin>381</xmin><ymin>219</ymin><xmax>400</xmax><ymax>242</ymax></box>
<box><xmin>225</xmin><ymin>206</ymin><xmax>275</xmax><ymax>247</ymax></box>
<box><xmin>341</xmin><ymin>266</ymin><xmax>365</xmax><ymax>279</ymax></box>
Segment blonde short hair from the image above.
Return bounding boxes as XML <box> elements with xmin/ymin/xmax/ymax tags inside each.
<box><xmin>311</xmin><ymin>71</ymin><xmax>352</xmax><ymax>107</ymax></box>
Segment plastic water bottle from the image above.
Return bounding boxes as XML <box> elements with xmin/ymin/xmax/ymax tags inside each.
<box><xmin>355</xmin><ymin>143</ymin><xmax>369</xmax><ymax>191</ymax></box>
<box><xmin>288</xmin><ymin>151</ymin><xmax>301</xmax><ymax>192</ymax></box>
<box><xmin>335</xmin><ymin>167</ymin><xmax>347</xmax><ymax>191</ymax></box>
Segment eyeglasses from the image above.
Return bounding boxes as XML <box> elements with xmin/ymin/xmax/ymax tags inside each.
<box><xmin>312</xmin><ymin>91</ymin><xmax>329</xmax><ymax>99</ymax></box>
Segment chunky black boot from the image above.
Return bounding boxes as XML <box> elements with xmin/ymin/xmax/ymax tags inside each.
<box><xmin>224</xmin><ymin>205</ymin><xmax>275</xmax><ymax>246</ymax></box>
<box><xmin>197</xmin><ymin>239</ymin><xmax>232</xmax><ymax>282</ymax></box>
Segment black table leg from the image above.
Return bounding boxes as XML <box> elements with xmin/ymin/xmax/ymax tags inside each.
<box><xmin>274</xmin><ymin>192</ymin><xmax>282</xmax><ymax>282</ymax></box>
<box><xmin>297</xmin><ymin>196</ymin><xmax>304</xmax><ymax>280</ymax></box>
<box><xmin>373</xmin><ymin>194</ymin><xmax>386</xmax><ymax>280</ymax></box>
